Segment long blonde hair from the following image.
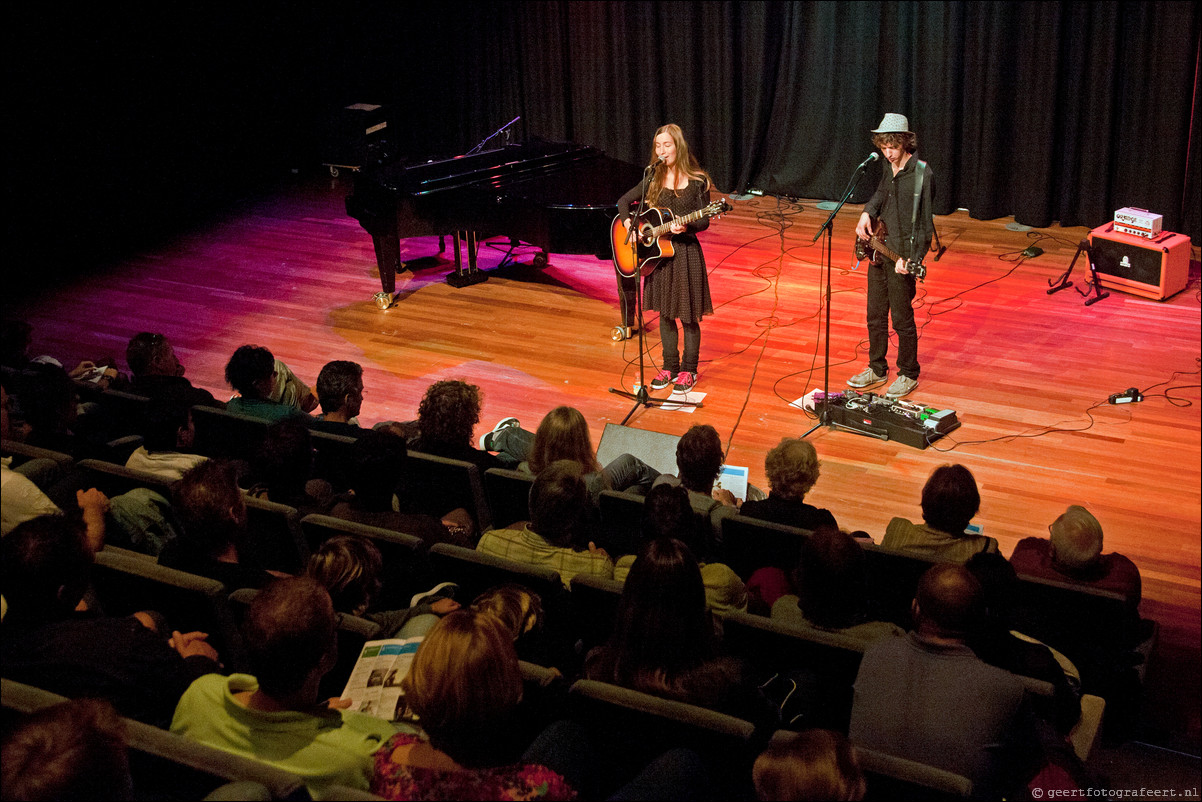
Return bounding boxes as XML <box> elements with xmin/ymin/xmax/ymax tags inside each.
<box><xmin>646</xmin><ymin>123</ymin><xmax>712</xmax><ymax>207</ymax></box>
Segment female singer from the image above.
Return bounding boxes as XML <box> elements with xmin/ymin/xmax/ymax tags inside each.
<box><xmin>618</xmin><ymin>124</ymin><xmax>713</xmax><ymax>393</ymax></box>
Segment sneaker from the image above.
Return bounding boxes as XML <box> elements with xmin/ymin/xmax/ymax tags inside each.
<box><xmin>673</xmin><ymin>371</ymin><xmax>697</xmax><ymax>393</ymax></box>
<box><xmin>847</xmin><ymin>367</ymin><xmax>887</xmax><ymax>389</ymax></box>
<box><xmin>885</xmin><ymin>375</ymin><xmax>918</xmax><ymax>399</ymax></box>
<box><xmin>410</xmin><ymin>581</ymin><xmax>458</xmax><ymax>609</ymax></box>
<box><xmin>649</xmin><ymin>369</ymin><xmax>674</xmax><ymax>390</ymax></box>
<box><xmin>479</xmin><ymin>417</ymin><xmax>519</xmax><ymax>451</ymax></box>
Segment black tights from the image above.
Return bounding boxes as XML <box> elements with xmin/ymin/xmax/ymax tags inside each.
<box><xmin>659</xmin><ymin>318</ymin><xmax>701</xmax><ymax>374</ymax></box>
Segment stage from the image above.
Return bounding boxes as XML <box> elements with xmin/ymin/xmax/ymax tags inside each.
<box><xmin>7</xmin><ymin>170</ymin><xmax>1200</xmax><ymax>746</ymax></box>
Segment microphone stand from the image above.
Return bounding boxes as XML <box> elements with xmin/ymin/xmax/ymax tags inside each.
<box><xmin>803</xmin><ymin>157</ymin><xmax>874</xmax><ymax>438</ymax></box>
<box><xmin>609</xmin><ymin>162</ymin><xmax>701</xmax><ymax>423</ymax></box>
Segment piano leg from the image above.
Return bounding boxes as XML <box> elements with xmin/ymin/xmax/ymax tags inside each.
<box><xmin>446</xmin><ymin>230</ymin><xmax>488</xmax><ymax>288</ymax></box>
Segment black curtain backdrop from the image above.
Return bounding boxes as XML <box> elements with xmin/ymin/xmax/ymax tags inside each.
<box><xmin>398</xmin><ymin>0</ymin><xmax>1199</xmax><ymax>236</ymax></box>
<box><xmin>5</xmin><ymin>0</ymin><xmax>1199</xmax><ymax>291</ymax></box>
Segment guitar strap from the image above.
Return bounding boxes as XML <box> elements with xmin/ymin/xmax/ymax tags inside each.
<box><xmin>910</xmin><ymin>159</ymin><xmax>927</xmax><ymax>257</ymax></box>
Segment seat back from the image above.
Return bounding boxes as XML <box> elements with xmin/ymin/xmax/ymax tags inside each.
<box><xmin>720</xmin><ymin>514</ymin><xmax>812</xmax><ymax>580</ymax></box>
<box><xmin>1</xmin><ymin>438</ymin><xmax>75</xmax><ymax>471</ymax></box>
<box><xmin>567</xmin><ymin>679</ymin><xmax>758</xmax><ymax>798</ymax></box>
<box><xmin>854</xmin><ymin>742</ymin><xmax>973</xmax><ymax>800</ymax></box>
<box><xmin>860</xmin><ymin>544</ymin><xmax>940</xmax><ymax>627</ymax></box>
<box><xmin>483</xmin><ymin>467</ymin><xmax>535</xmax><ymax>530</ymax></box>
<box><xmin>190</xmin><ymin>405</ymin><xmax>269</xmax><ymax>461</ymax></box>
<box><xmin>1</xmin><ymin>678</ymin><xmax>313</xmax><ymax>801</ymax></box>
<box><xmin>404</xmin><ymin>450</ymin><xmax>492</xmax><ymax>533</ymax></box>
<box><xmin>76</xmin><ymin>458</ymin><xmax>176</xmax><ymax>498</ymax></box>
<box><xmin>244</xmin><ymin>495</ymin><xmax>307</xmax><ymax>574</ymax></box>
<box><xmin>91</xmin><ymin>548</ymin><xmax>247</xmax><ymax>672</ymax></box>
<box><xmin>309</xmin><ymin>429</ymin><xmax>359</xmax><ymax>491</ymax></box>
<box><xmin>299</xmin><ymin>514</ymin><xmax>429</xmax><ymax>610</ymax></box>
<box><xmin>568</xmin><ymin>572</ymin><xmax>625</xmax><ymax>655</ymax></box>
<box><xmin>95</xmin><ymin>389</ymin><xmax>152</xmax><ymax>440</ymax></box>
<box><xmin>597</xmin><ymin>489</ymin><xmax>645</xmax><ymax>557</ymax></box>
<box><xmin>720</xmin><ymin>610</ymin><xmax>866</xmax><ymax>732</ymax></box>
<box><xmin>426</xmin><ymin>542</ymin><xmax>564</xmax><ymax>607</ymax></box>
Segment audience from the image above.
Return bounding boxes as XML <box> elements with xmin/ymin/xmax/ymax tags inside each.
<box><xmin>309</xmin><ymin>359</ymin><xmax>368</xmax><ymax>437</ymax></box>
<box><xmin>1009</xmin><ymin>505</ymin><xmax>1141</xmax><ymax>605</ymax></box>
<box><xmin>246</xmin><ymin>418</ymin><xmax>334</xmax><ymax>516</ymax></box>
<box><xmin>1</xmin><ymin>379</ymin><xmax>110</xmax><ymax>541</ymax></box>
<box><xmin>881</xmin><ymin>463</ymin><xmax>999</xmax><ymax>561</ymax></box>
<box><xmin>371</xmin><ymin>610</ymin><xmax>577</xmax><ymax>800</ymax></box>
<box><xmin>159</xmin><ymin>459</ymin><xmax>282</xmax><ymax>590</ymax></box>
<box><xmin>306</xmin><ymin>534</ymin><xmax>459</xmax><ymax>640</ymax></box>
<box><xmin>224</xmin><ymin>344</ymin><xmax>315</xmax><ymax>421</ymax></box>
<box><xmin>410</xmin><ymin>379</ymin><xmax>504</xmax><ymax>472</ymax></box>
<box><xmin>2</xmin><ymin>320</ymin><xmax>1161</xmax><ymax>797</ymax></box>
<box><xmin>171</xmin><ymin>576</ymin><xmax>407</xmax><ymax>797</ymax></box>
<box><xmin>123</xmin><ymin>391</ymin><xmax>208</xmax><ymax>481</ymax></box>
<box><xmin>1</xmin><ymin>514</ymin><xmax>221</xmax><ymax>728</ymax></box>
<box><xmin>584</xmin><ymin>537</ymin><xmax>754</xmax><ymax>715</ymax></box>
<box><xmin>613</xmin><ymin>482</ymin><xmax>747</xmax><ymax>618</ymax></box>
<box><xmin>469</xmin><ymin>583</ymin><xmax>549</xmax><ymax>664</ymax></box>
<box><xmin>494</xmin><ymin>405</ymin><xmax>660</xmax><ymax>500</ymax></box>
<box><xmin>753</xmin><ymin>729</ymin><xmax>866</xmax><ymax>802</ymax></box>
<box><xmin>326</xmin><ymin>429</ymin><xmax>470</xmax><ymax>547</ymax></box>
<box><xmin>849</xmin><ymin>563</ymin><xmax>1041</xmax><ymax>799</ymax></box>
<box><xmin>1</xmin><ymin>698</ymin><xmax>133</xmax><ymax>802</ymax></box>
<box><xmin>653</xmin><ymin>424</ymin><xmax>741</xmax><ymax>552</ymax></box>
<box><xmin>770</xmin><ymin>526</ymin><xmax>905</xmax><ymax>644</ymax></box>
<box><xmin>965</xmin><ymin>552</ymin><xmax>1082</xmax><ymax>736</ymax></box>
<box><xmin>740</xmin><ymin>438</ymin><xmax>838</xmax><ymax>532</ymax></box>
<box><xmin>125</xmin><ymin>331</ymin><xmax>223</xmax><ymax>408</ymax></box>
<box><xmin>476</xmin><ymin>460</ymin><xmax>615</xmax><ymax>587</ymax></box>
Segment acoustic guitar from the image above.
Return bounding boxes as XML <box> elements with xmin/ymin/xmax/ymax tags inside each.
<box><xmin>853</xmin><ymin>220</ymin><xmax>928</xmax><ymax>282</ymax></box>
<box><xmin>612</xmin><ymin>198</ymin><xmax>732</xmax><ymax>278</ymax></box>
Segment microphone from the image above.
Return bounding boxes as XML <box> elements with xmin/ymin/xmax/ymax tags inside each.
<box><xmin>858</xmin><ymin>152</ymin><xmax>880</xmax><ymax>169</ymax></box>
<box><xmin>646</xmin><ymin>155</ymin><xmax>664</xmax><ymax>170</ymax></box>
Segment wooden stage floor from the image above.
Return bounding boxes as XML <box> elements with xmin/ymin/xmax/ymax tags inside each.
<box><xmin>8</xmin><ymin>172</ymin><xmax>1200</xmax><ymax>745</ymax></box>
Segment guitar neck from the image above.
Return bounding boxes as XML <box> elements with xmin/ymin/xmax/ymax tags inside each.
<box><xmin>869</xmin><ymin>234</ymin><xmax>904</xmax><ymax>265</ymax></box>
<box><xmin>649</xmin><ymin>206</ymin><xmax>712</xmax><ymax>238</ymax></box>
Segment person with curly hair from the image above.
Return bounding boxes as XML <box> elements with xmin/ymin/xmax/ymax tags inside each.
<box><xmin>224</xmin><ymin>344</ymin><xmax>317</xmax><ymax>421</ymax></box>
<box><xmin>410</xmin><ymin>380</ymin><xmax>506</xmax><ymax>474</ymax></box>
<box><xmin>740</xmin><ymin>438</ymin><xmax>838</xmax><ymax>532</ymax></box>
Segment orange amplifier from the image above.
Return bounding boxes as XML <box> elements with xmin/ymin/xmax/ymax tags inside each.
<box><xmin>1088</xmin><ymin>224</ymin><xmax>1190</xmax><ymax>301</ymax></box>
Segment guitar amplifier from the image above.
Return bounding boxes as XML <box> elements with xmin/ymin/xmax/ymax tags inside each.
<box><xmin>1088</xmin><ymin>224</ymin><xmax>1190</xmax><ymax>301</ymax></box>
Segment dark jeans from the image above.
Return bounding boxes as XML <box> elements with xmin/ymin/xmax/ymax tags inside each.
<box><xmin>659</xmin><ymin>318</ymin><xmax>701</xmax><ymax>374</ymax></box>
<box><xmin>866</xmin><ymin>261</ymin><xmax>919</xmax><ymax>379</ymax></box>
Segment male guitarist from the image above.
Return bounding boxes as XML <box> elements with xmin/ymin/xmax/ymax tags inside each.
<box><xmin>849</xmin><ymin>113</ymin><xmax>935</xmax><ymax>400</ymax></box>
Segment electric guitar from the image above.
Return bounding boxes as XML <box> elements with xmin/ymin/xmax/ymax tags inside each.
<box><xmin>612</xmin><ymin>198</ymin><xmax>732</xmax><ymax>278</ymax></box>
<box><xmin>853</xmin><ymin>220</ymin><xmax>928</xmax><ymax>282</ymax></box>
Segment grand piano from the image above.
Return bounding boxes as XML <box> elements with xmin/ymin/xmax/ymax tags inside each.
<box><xmin>346</xmin><ymin>137</ymin><xmax>643</xmax><ymax>329</ymax></box>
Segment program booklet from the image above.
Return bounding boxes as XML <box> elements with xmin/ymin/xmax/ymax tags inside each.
<box><xmin>339</xmin><ymin>637</ymin><xmax>423</xmax><ymax>722</ymax></box>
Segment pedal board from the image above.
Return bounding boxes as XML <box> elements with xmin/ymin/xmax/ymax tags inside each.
<box><xmin>815</xmin><ymin>391</ymin><xmax>960</xmax><ymax>449</ymax></box>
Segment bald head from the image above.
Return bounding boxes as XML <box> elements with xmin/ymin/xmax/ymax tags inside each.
<box><xmin>914</xmin><ymin>563</ymin><xmax>983</xmax><ymax>639</ymax></box>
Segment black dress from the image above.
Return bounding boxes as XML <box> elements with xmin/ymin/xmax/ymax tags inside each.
<box><xmin>619</xmin><ymin>178</ymin><xmax>714</xmax><ymax>323</ymax></box>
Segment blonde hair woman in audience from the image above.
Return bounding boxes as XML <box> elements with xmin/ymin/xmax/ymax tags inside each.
<box><xmin>753</xmin><ymin>729</ymin><xmax>866</xmax><ymax>801</ymax></box>
<box><xmin>371</xmin><ymin>610</ymin><xmax>576</xmax><ymax>800</ymax></box>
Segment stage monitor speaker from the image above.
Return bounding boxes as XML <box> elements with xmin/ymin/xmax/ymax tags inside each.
<box><xmin>1088</xmin><ymin>224</ymin><xmax>1190</xmax><ymax>300</ymax></box>
<box><xmin>595</xmin><ymin>424</ymin><xmax>681</xmax><ymax>476</ymax></box>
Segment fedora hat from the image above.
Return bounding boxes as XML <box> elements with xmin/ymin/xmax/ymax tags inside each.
<box><xmin>871</xmin><ymin>113</ymin><xmax>911</xmax><ymax>134</ymax></box>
